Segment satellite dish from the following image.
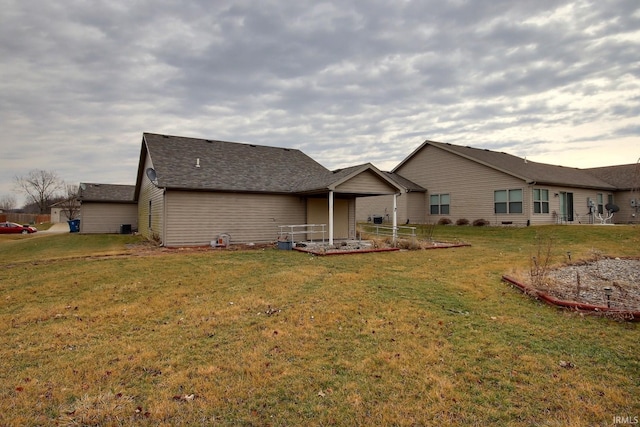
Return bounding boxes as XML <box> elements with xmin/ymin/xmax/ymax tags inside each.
<box><xmin>146</xmin><ymin>168</ymin><xmax>158</xmax><ymax>184</ymax></box>
<box><xmin>605</xmin><ymin>203</ymin><xmax>620</xmax><ymax>213</ymax></box>
<box><xmin>80</xmin><ymin>183</ymin><xmax>86</xmax><ymax>190</ymax></box>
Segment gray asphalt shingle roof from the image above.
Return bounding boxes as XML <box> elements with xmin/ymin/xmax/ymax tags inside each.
<box><xmin>585</xmin><ymin>164</ymin><xmax>640</xmax><ymax>190</ymax></box>
<box><xmin>384</xmin><ymin>172</ymin><xmax>426</xmax><ymax>192</ymax></box>
<box><xmin>395</xmin><ymin>140</ymin><xmax>617</xmax><ymax>190</ymax></box>
<box><xmin>141</xmin><ymin>133</ymin><xmax>401</xmax><ymax>195</ymax></box>
<box><xmin>143</xmin><ymin>133</ymin><xmax>331</xmax><ymax>193</ymax></box>
<box><xmin>79</xmin><ymin>183</ymin><xmax>136</xmax><ymax>202</ymax></box>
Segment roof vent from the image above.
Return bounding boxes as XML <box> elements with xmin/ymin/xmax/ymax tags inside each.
<box><xmin>162</xmin><ymin>135</ymin><xmax>169</xmax><ymax>138</ymax></box>
<box><xmin>195</xmin><ymin>158</ymin><xmax>201</xmax><ymax>168</ymax></box>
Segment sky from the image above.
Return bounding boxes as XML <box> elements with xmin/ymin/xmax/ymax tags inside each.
<box><xmin>1</xmin><ymin>0</ymin><xmax>639</xmax><ymax>207</ymax></box>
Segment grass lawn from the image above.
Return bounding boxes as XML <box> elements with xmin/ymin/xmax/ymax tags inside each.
<box><xmin>1</xmin><ymin>226</ymin><xmax>638</xmax><ymax>426</ymax></box>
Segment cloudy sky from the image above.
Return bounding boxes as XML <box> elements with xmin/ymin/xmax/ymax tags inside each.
<box><xmin>1</xmin><ymin>0</ymin><xmax>639</xmax><ymax>207</ymax></box>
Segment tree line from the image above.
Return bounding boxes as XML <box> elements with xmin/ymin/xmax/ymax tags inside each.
<box><xmin>1</xmin><ymin>169</ymin><xmax>80</xmax><ymax>220</ymax></box>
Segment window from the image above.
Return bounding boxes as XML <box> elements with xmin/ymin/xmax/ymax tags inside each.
<box><xmin>597</xmin><ymin>193</ymin><xmax>604</xmax><ymax>215</ymax></box>
<box><xmin>533</xmin><ymin>189</ymin><xmax>549</xmax><ymax>214</ymax></box>
<box><xmin>495</xmin><ymin>189</ymin><xmax>523</xmax><ymax>214</ymax></box>
<box><xmin>148</xmin><ymin>200</ymin><xmax>152</xmax><ymax>229</ymax></box>
<box><xmin>430</xmin><ymin>193</ymin><xmax>450</xmax><ymax>215</ymax></box>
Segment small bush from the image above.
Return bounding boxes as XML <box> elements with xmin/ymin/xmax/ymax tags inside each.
<box><xmin>396</xmin><ymin>238</ymin><xmax>421</xmax><ymax>250</ymax></box>
<box><xmin>472</xmin><ymin>219</ymin><xmax>488</xmax><ymax>226</ymax></box>
<box><xmin>456</xmin><ymin>218</ymin><xmax>469</xmax><ymax>226</ymax></box>
<box><xmin>438</xmin><ymin>218</ymin><xmax>452</xmax><ymax>225</ymax></box>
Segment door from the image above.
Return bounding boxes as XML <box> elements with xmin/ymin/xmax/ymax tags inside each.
<box><xmin>307</xmin><ymin>198</ymin><xmax>349</xmax><ymax>240</ymax></box>
<box><xmin>560</xmin><ymin>192</ymin><xmax>574</xmax><ymax>222</ymax></box>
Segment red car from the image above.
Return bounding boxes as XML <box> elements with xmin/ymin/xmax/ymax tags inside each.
<box><xmin>0</xmin><ymin>222</ymin><xmax>38</xmax><ymax>234</ymax></box>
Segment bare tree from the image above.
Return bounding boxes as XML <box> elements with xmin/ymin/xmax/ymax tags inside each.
<box><xmin>59</xmin><ymin>184</ymin><xmax>81</xmax><ymax>220</ymax></box>
<box><xmin>14</xmin><ymin>170</ymin><xmax>64</xmax><ymax>214</ymax></box>
<box><xmin>0</xmin><ymin>194</ymin><xmax>16</xmax><ymax>211</ymax></box>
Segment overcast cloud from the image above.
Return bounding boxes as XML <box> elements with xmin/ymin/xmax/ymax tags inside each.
<box><xmin>1</xmin><ymin>0</ymin><xmax>639</xmax><ymax>206</ymax></box>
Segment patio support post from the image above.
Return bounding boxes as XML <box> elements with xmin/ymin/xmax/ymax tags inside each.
<box><xmin>329</xmin><ymin>190</ymin><xmax>334</xmax><ymax>245</ymax></box>
<box><xmin>393</xmin><ymin>192</ymin><xmax>398</xmax><ymax>244</ymax></box>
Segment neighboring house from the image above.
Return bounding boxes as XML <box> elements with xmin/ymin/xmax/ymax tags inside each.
<box><xmin>50</xmin><ymin>200</ymin><xmax>81</xmax><ymax>223</ymax></box>
<box><xmin>132</xmin><ymin>133</ymin><xmax>403</xmax><ymax>247</ymax></box>
<box><xmin>586</xmin><ymin>163</ymin><xmax>640</xmax><ymax>224</ymax></box>
<box><xmin>78</xmin><ymin>183</ymin><xmax>138</xmax><ymax>233</ymax></box>
<box><xmin>357</xmin><ymin>140</ymin><xmax>639</xmax><ymax>226</ymax></box>
<box><xmin>356</xmin><ymin>172</ymin><xmax>426</xmax><ymax>225</ymax></box>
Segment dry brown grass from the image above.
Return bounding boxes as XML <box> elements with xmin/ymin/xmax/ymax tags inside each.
<box><xmin>1</xmin><ymin>226</ymin><xmax>639</xmax><ymax>425</ymax></box>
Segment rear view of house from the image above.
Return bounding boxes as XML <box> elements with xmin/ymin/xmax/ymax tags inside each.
<box><xmin>134</xmin><ymin>133</ymin><xmax>403</xmax><ymax>247</ymax></box>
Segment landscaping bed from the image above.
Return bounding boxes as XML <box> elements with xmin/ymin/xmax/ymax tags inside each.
<box><xmin>504</xmin><ymin>257</ymin><xmax>640</xmax><ymax>320</ymax></box>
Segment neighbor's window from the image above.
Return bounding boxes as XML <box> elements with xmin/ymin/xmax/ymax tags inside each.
<box><xmin>597</xmin><ymin>193</ymin><xmax>604</xmax><ymax>215</ymax></box>
<box><xmin>495</xmin><ymin>189</ymin><xmax>522</xmax><ymax>214</ymax></box>
<box><xmin>430</xmin><ymin>193</ymin><xmax>450</xmax><ymax>215</ymax></box>
<box><xmin>533</xmin><ymin>189</ymin><xmax>549</xmax><ymax>214</ymax></box>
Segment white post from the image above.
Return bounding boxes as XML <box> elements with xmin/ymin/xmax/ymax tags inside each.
<box><xmin>329</xmin><ymin>191</ymin><xmax>334</xmax><ymax>245</ymax></box>
<box><xmin>393</xmin><ymin>193</ymin><xmax>398</xmax><ymax>244</ymax></box>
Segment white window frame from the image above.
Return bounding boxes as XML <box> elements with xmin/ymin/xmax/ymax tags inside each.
<box><xmin>533</xmin><ymin>189</ymin><xmax>549</xmax><ymax>214</ymax></box>
<box><xmin>430</xmin><ymin>193</ymin><xmax>450</xmax><ymax>215</ymax></box>
<box><xmin>495</xmin><ymin>189</ymin><xmax>523</xmax><ymax>214</ymax></box>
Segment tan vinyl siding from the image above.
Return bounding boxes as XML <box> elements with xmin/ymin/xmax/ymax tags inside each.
<box><xmin>335</xmin><ymin>170</ymin><xmax>397</xmax><ymax>194</ymax></box>
<box><xmin>79</xmin><ymin>203</ymin><xmax>138</xmax><ymax>234</ymax></box>
<box><xmin>613</xmin><ymin>191</ymin><xmax>640</xmax><ymax>224</ymax></box>
<box><xmin>138</xmin><ymin>153</ymin><xmax>165</xmax><ymax>241</ymax></box>
<box><xmin>355</xmin><ymin>193</ymin><xmax>419</xmax><ymax>224</ymax></box>
<box><xmin>348</xmin><ymin>198</ymin><xmax>356</xmax><ymax>238</ymax></box>
<box><xmin>307</xmin><ymin>197</ymin><xmax>349</xmax><ymax>240</ymax></box>
<box><xmin>526</xmin><ymin>187</ymin><xmax>621</xmax><ymax>225</ymax></box>
<box><xmin>164</xmin><ymin>192</ymin><xmax>306</xmax><ymax>246</ymax></box>
<box><xmin>397</xmin><ymin>145</ymin><xmax>529</xmax><ymax>225</ymax></box>
<box><xmin>356</xmin><ymin>194</ymin><xmax>394</xmax><ymax>223</ymax></box>
<box><xmin>405</xmin><ymin>192</ymin><xmax>426</xmax><ymax>224</ymax></box>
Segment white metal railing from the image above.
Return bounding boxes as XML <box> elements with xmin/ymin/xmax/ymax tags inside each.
<box><xmin>278</xmin><ymin>224</ymin><xmax>327</xmax><ymax>245</ymax></box>
<box><xmin>359</xmin><ymin>224</ymin><xmax>417</xmax><ymax>243</ymax></box>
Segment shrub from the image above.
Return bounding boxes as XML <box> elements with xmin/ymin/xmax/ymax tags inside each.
<box><xmin>472</xmin><ymin>218</ymin><xmax>488</xmax><ymax>226</ymax></box>
<box><xmin>438</xmin><ymin>218</ymin><xmax>452</xmax><ymax>225</ymax></box>
<box><xmin>456</xmin><ymin>218</ymin><xmax>469</xmax><ymax>226</ymax></box>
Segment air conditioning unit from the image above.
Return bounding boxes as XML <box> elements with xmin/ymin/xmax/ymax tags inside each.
<box><xmin>631</xmin><ymin>198</ymin><xmax>637</xmax><ymax>207</ymax></box>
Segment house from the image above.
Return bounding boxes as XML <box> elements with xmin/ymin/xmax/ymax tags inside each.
<box><xmin>356</xmin><ymin>140</ymin><xmax>640</xmax><ymax>225</ymax></box>
<box><xmin>586</xmin><ymin>163</ymin><xmax>640</xmax><ymax>224</ymax></box>
<box><xmin>50</xmin><ymin>199</ymin><xmax>81</xmax><ymax>223</ymax></box>
<box><xmin>132</xmin><ymin>133</ymin><xmax>403</xmax><ymax>247</ymax></box>
<box><xmin>78</xmin><ymin>183</ymin><xmax>137</xmax><ymax>233</ymax></box>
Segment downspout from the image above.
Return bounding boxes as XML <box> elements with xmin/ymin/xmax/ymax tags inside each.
<box><xmin>527</xmin><ymin>181</ymin><xmax>536</xmax><ymax>227</ymax></box>
<box><xmin>328</xmin><ymin>190</ymin><xmax>334</xmax><ymax>245</ymax></box>
<box><xmin>162</xmin><ymin>188</ymin><xmax>167</xmax><ymax>247</ymax></box>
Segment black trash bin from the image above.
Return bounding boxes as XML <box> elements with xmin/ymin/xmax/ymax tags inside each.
<box><xmin>68</xmin><ymin>219</ymin><xmax>80</xmax><ymax>233</ymax></box>
<box><xmin>373</xmin><ymin>215</ymin><xmax>383</xmax><ymax>224</ymax></box>
<box><xmin>120</xmin><ymin>224</ymin><xmax>132</xmax><ymax>234</ymax></box>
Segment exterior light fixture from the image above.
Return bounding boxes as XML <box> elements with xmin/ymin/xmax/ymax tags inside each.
<box><xmin>604</xmin><ymin>286</ymin><xmax>612</xmax><ymax>308</ymax></box>
<box><xmin>567</xmin><ymin>251</ymin><xmax>571</xmax><ymax>261</ymax></box>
